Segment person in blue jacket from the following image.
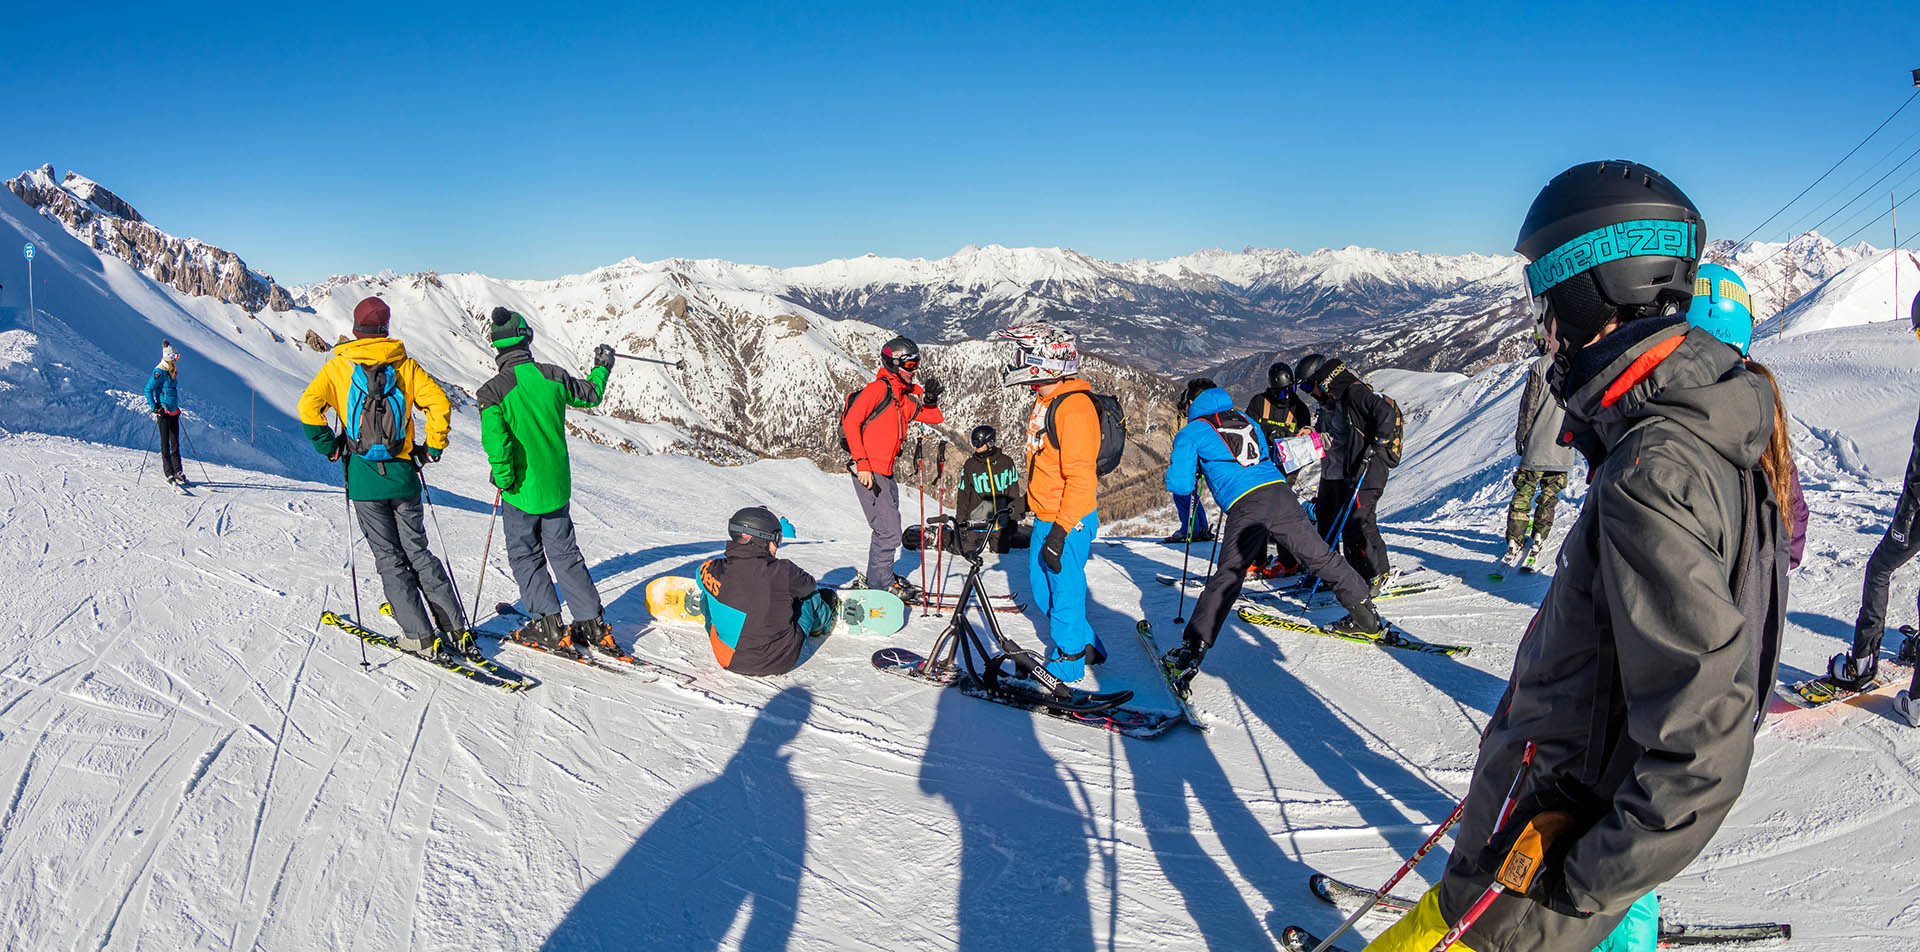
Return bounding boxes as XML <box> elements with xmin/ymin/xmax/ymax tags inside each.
<box><xmin>143</xmin><ymin>340</ymin><xmax>186</xmax><ymax>485</ymax></box>
<box><xmin>1160</xmin><ymin>381</ymin><xmax>1383</xmax><ymax>692</ymax></box>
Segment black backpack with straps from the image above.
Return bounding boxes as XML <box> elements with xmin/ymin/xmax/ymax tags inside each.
<box><xmin>1043</xmin><ymin>390</ymin><xmax>1128</xmax><ymax>477</ymax></box>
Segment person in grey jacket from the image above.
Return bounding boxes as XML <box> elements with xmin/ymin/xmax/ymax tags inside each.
<box><xmin>1365</xmin><ymin>161</ymin><xmax>1787</xmax><ymax>952</ymax></box>
<box><xmin>1504</xmin><ymin>342</ymin><xmax>1577</xmax><ymax>567</ymax></box>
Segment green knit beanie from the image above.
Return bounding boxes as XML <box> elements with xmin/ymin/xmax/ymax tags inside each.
<box><xmin>489</xmin><ymin>307</ymin><xmax>532</xmax><ymax>349</ymax></box>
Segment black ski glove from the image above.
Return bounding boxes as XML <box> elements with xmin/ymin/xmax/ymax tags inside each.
<box><xmin>327</xmin><ymin>432</ymin><xmax>349</xmax><ymax>461</ymax></box>
<box><xmin>1475</xmin><ymin>776</ymin><xmax>1603</xmax><ymax>919</ymax></box>
<box><xmin>920</xmin><ymin>376</ymin><xmax>944</xmax><ymax>408</ymax></box>
<box><xmin>413</xmin><ymin>444</ymin><xmax>442</xmax><ymax>465</ymax></box>
<box><xmin>1041</xmin><ymin>523</ymin><xmax>1069</xmax><ymax>574</ymax></box>
<box><xmin>594</xmin><ymin>343</ymin><xmax>616</xmax><ymax>370</ymax></box>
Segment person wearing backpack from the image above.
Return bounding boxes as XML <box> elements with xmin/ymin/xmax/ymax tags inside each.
<box><xmin>1504</xmin><ymin>335</ymin><xmax>1577</xmax><ymax>571</ymax></box>
<box><xmin>144</xmin><ymin>340</ymin><xmax>187</xmax><ymax>486</ymax></box>
<box><xmin>842</xmin><ymin>335</ymin><xmax>944</xmax><ymax>602</ymax></box>
<box><xmin>1160</xmin><ymin>381</ymin><xmax>1384</xmax><ymax>695</ymax></box>
<box><xmin>953</xmin><ymin>424</ymin><xmax>1029</xmax><ymax>556</ymax></box>
<box><xmin>477</xmin><ymin>307</ymin><xmax>621</xmax><ymax>657</ymax></box>
<box><xmin>997</xmin><ymin>322</ymin><xmax>1113</xmax><ymax>682</ymax></box>
<box><xmin>1296</xmin><ymin>354</ymin><xmax>1402</xmax><ymax>591</ymax></box>
<box><xmin>1361</xmin><ymin>160</ymin><xmax>1786</xmax><ymax>952</ymax></box>
<box><xmin>296</xmin><ymin>296</ymin><xmax>462</xmax><ymax>662</ymax></box>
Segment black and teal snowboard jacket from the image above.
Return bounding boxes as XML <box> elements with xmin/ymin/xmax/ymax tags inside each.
<box><xmin>954</xmin><ymin>449</ymin><xmax>1027</xmax><ymax>525</ymax></box>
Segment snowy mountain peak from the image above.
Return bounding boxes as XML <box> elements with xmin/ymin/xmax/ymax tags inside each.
<box><xmin>6</xmin><ymin>165</ymin><xmax>295</xmax><ymax>314</ymax></box>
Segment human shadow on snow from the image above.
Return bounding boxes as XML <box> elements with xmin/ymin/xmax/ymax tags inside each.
<box><xmin>919</xmin><ymin>658</ymin><xmax>1099</xmax><ymax>952</ymax></box>
<box><xmin>540</xmin><ymin>686</ymin><xmax>814</xmax><ymax>952</ymax></box>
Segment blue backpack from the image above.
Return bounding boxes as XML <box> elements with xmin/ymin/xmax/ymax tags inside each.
<box><xmin>346</xmin><ymin>363</ymin><xmax>408</xmax><ymax>463</ymax></box>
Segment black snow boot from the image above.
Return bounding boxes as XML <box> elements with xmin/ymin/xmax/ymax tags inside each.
<box><xmin>518</xmin><ymin>614</ymin><xmax>573</xmax><ymax>654</ymax></box>
<box><xmin>1328</xmin><ymin>601</ymin><xmax>1393</xmax><ymax>642</ymax></box>
<box><xmin>1826</xmin><ymin>652</ymin><xmax>1879</xmax><ymax>692</ymax></box>
<box><xmin>571</xmin><ymin>616</ymin><xmax>622</xmax><ymax>656</ymax></box>
<box><xmin>1161</xmin><ymin>639</ymin><xmax>1208</xmax><ymax>698</ymax></box>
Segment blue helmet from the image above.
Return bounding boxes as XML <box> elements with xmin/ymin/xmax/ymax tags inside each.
<box><xmin>1686</xmin><ymin>263</ymin><xmax>1754</xmax><ymax>355</ymax></box>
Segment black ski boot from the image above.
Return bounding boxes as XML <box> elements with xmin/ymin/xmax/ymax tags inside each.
<box><xmin>1328</xmin><ymin>601</ymin><xmax>1394</xmax><ymax>643</ymax></box>
<box><xmin>397</xmin><ymin>631</ymin><xmax>462</xmax><ymax>665</ymax></box>
<box><xmin>887</xmin><ymin>577</ymin><xmax>924</xmax><ymax>605</ymax></box>
<box><xmin>571</xmin><ymin>616</ymin><xmax>622</xmax><ymax>657</ymax></box>
<box><xmin>517</xmin><ymin>614</ymin><xmax>574</xmax><ymax>655</ymax></box>
<box><xmin>1161</xmin><ymin>639</ymin><xmax>1208</xmax><ymax>699</ymax></box>
<box><xmin>1826</xmin><ymin>652</ymin><xmax>1879</xmax><ymax>691</ymax></box>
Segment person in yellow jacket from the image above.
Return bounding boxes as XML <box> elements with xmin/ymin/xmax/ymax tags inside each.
<box><xmin>997</xmin><ymin>322</ymin><xmax>1104</xmax><ymax>683</ymax></box>
<box><xmin>297</xmin><ymin>296</ymin><xmax>463</xmax><ymax>661</ymax></box>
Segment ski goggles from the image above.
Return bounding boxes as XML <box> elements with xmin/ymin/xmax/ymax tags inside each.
<box><xmin>1012</xmin><ymin>350</ymin><xmax>1079</xmax><ymax>375</ymax></box>
<box><xmin>898</xmin><ymin>357</ymin><xmax>920</xmax><ymax>372</ymax></box>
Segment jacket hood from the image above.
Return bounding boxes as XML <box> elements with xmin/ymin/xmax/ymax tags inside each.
<box><xmin>332</xmin><ymin>337</ymin><xmax>409</xmax><ymax>365</ymax></box>
<box><xmin>1565</xmin><ymin>317</ymin><xmax>1772</xmax><ymax>470</ymax></box>
<box><xmin>1186</xmin><ymin>386</ymin><xmax>1234</xmax><ymax>420</ymax></box>
<box><xmin>724</xmin><ymin>537</ymin><xmax>775</xmax><ymax>560</ymax></box>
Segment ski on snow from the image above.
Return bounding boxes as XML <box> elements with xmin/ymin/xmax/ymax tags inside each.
<box><xmin>321</xmin><ymin>611</ymin><xmax>532</xmax><ymax>693</ymax></box>
<box><xmin>871</xmin><ymin>646</ymin><xmax>1182</xmax><ymax>739</ymax></box>
<box><xmin>1235</xmin><ymin>606</ymin><xmax>1470</xmax><ymax>656</ymax></box>
<box><xmin>486</xmin><ymin>603</ymin><xmax>694</xmax><ymax>685</ymax></box>
<box><xmin>1133</xmin><ymin>619</ymin><xmax>1212</xmax><ymax>732</ymax></box>
<box><xmin>376</xmin><ymin>602</ymin><xmax>537</xmax><ymax>686</ymax></box>
<box><xmin>1294</xmin><ymin>874</ymin><xmax>1790</xmax><ymax>948</ymax></box>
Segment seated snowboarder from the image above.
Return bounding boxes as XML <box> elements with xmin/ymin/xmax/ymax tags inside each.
<box><xmin>953</xmin><ymin>424</ymin><xmax>1030</xmax><ymax>556</ymax></box>
<box><xmin>699</xmin><ymin>507</ymin><xmax>839</xmax><ymax>677</ymax></box>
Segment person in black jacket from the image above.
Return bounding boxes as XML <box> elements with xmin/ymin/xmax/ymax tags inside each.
<box><xmin>1833</xmin><ymin>399</ymin><xmax>1920</xmax><ymax>696</ymax></box>
<box><xmin>1244</xmin><ymin>361</ymin><xmax>1314</xmax><ymax>437</ymax></box>
<box><xmin>698</xmin><ymin>507</ymin><xmax>838</xmax><ymax>677</ymax></box>
<box><xmin>953</xmin><ymin>425</ymin><xmax>1029</xmax><ymax>555</ymax></box>
<box><xmin>1297</xmin><ymin>355</ymin><xmax>1402</xmax><ymax>589</ymax></box>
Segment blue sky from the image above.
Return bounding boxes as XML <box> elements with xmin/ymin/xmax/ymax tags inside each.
<box><xmin>5</xmin><ymin>1</ymin><xmax>1916</xmax><ymax>283</ymax></box>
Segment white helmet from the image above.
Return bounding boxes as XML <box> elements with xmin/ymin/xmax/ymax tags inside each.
<box><xmin>994</xmin><ymin>322</ymin><xmax>1079</xmax><ymax>389</ymax></box>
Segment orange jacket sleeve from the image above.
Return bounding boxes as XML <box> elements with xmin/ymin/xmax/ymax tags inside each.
<box><xmin>1052</xmin><ymin>391</ymin><xmax>1101</xmax><ymax>527</ymax></box>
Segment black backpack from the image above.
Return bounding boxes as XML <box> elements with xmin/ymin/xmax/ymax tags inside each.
<box><xmin>1198</xmin><ymin>410</ymin><xmax>1268</xmax><ymax>468</ymax></box>
<box><xmin>346</xmin><ymin>362</ymin><xmax>408</xmax><ymax>463</ymax></box>
<box><xmin>1044</xmin><ymin>390</ymin><xmax>1128</xmax><ymax>476</ymax></box>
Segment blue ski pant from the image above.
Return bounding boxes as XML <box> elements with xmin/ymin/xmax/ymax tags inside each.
<box><xmin>1029</xmin><ymin>513</ymin><xmax>1098</xmax><ymax>657</ymax></box>
<box><xmin>504</xmin><ymin>502</ymin><xmax>603</xmax><ymax>623</ymax></box>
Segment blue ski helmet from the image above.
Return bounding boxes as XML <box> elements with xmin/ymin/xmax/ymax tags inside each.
<box><xmin>1686</xmin><ymin>263</ymin><xmax>1754</xmax><ymax>355</ymax></box>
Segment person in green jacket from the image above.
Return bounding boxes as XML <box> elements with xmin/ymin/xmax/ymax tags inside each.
<box><xmin>478</xmin><ymin>307</ymin><xmax>618</xmax><ymax>656</ymax></box>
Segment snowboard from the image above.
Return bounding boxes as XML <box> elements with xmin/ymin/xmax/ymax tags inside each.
<box><xmin>645</xmin><ymin>575</ymin><xmax>705</xmax><ymax>624</ymax></box>
<box><xmin>1775</xmin><ymin>626</ymin><xmax>1916</xmax><ymax>711</ymax></box>
<box><xmin>833</xmin><ymin>589</ymin><xmax>909</xmax><ymax>637</ymax></box>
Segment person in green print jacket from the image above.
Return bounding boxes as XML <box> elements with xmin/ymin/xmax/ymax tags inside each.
<box><xmin>477</xmin><ymin>307</ymin><xmax>619</xmax><ymax>657</ymax></box>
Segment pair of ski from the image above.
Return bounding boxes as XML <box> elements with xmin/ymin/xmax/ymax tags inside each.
<box><xmin>1279</xmin><ymin>874</ymin><xmax>1790</xmax><ymax>950</ymax></box>
<box><xmin>480</xmin><ymin>602</ymin><xmax>696</xmax><ymax>685</ymax></box>
<box><xmin>1235</xmin><ymin>605</ymin><xmax>1471</xmax><ymax>657</ymax></box>
<box><xmin>321</xmin><ymin>610</ymin><xmax>535</xmax><ymax>693</ymax></box>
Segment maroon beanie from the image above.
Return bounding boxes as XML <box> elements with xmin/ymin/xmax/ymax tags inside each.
<box><xmin>353</xmin><ymin>296</ymin><xmax>391</xmax><ymax>337</ymax></box>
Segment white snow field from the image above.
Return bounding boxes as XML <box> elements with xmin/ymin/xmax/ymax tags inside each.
<box><xmin>6</xmin><ymin>202</ymin><xmax>1920</xmax><ymax>949</ymax></box>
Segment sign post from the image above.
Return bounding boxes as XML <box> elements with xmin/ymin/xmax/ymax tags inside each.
<box><xmin>22</xmin><ymin>242</ymin><xmax>34</xmax><ymax>333</ymax></box>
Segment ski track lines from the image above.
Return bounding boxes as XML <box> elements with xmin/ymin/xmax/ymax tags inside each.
<box><xmin>5</xmin><ymin>396</ymin><xmax>1920</xmax><ymax>949</ymax></box>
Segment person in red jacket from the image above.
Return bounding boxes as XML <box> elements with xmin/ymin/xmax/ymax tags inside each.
<box><xmin>843</xmin><ymin>335</ymin><xmax>944</xmax><ymax>601</ymax></box>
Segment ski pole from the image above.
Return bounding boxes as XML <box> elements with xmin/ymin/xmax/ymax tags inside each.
<box><xmin>179</xmin><ymin>421</ymin><xmax>213</xmax><ymax>485</ymax></box>
<box><xmin>343</xmin><ymin>461</ymin><xmax>370</xmax><ymax>670</ymax></box>
<box><xmin>472</xmin><ymin>489</ymin><xmax>502</xmax><ymax>623</ymax></box>
<box><xmin>611</xmin><ymin>353</ymin><xmax>686</xmax><ymax>369</ymax></box>
<box><xmin>1307</xmin><ymin>450</ymin><xmax>1371</xmax><ymax>603</ymax></box>
<box><xmin>1174</xmin><ymin>461</ymin><xmax>1202</xmax><ymax>623</ymax></box>
<box><xmin>1425</xmin><ymin>741</ymin><xmax>1539</xmax><ymax>952</ymax></box>
<box><xmin>915</xmin><ymin>437</ymin><xmax>928</xmax><ymax>615</ymax></box>
<box><xmin>1310</xmin><ymin>798</ymin><xmax>1469</xmax><ymax>952</ymax></box>
<box><xmin>933</xmin><ymin>442</ymin><xmax>949</xmax><ymax>608</ymax></box>
<box><xmin>136</xmin><ymin>424</ymin><xmax>155</xmax><ymax>486</ymax></box>
<box><xmin>415</xmin><ymin>464</ymin><xmax>471</xmax><ymax>631</ymax></box>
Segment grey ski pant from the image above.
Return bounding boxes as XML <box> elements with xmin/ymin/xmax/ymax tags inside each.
<box><xmin>1187</xmin><ymin>482</ymin><xmax>1371</xmax><ymax>650</ymax></box>
<box><xmin>505</xmin><ymin>502</ymin><xmax>603</xmax><ymax>622</ymax></box>
<box><xmin>854</xmin><ymin>473</ymin><xmax>902</xmax><ymax>590</ymax></box>
<box><xmin>353</xmin><ymin>496</ymin><xmax>462</xmax><ymax>643</ymax></box>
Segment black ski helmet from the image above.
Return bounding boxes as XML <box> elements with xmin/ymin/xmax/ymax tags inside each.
<box><xmin>970</xmin><ymin>424</ymin><xmax>997</xmax><ymax>449</ymax></box>
<box><xmin>880</xmin><ymin>336</ymin><xmax>920</xmax><ymax>373</ymax></box>
<box><xmin>1178</xmin><ymin>377</ymin><xmax>1217</xmax><ymax>415</ymax></box>
<box><xmin>1517</xmin><ymin>160</ymin><xmax>1704</xmax><ymax>353</ymax></box>
<box><xmin>1267</xmin><ymin>362</ymin><xmax>1294</xmax><ymax>392</ymax></box>
<box><xmin>1293</xmin><ymin>354</ymin><xmax>1325</xmax><ymax>389</ymax></box>
<box><xmin>727</xmin><ymin>506</ymin><xmax>783</xmax><ymax>544</ymax></box>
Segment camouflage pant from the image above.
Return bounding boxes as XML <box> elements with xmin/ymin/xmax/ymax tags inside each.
<box><xmin>1506</xmin><ymin>469</ymin><xmax>1569</xmax><ymax>547</ymax></box>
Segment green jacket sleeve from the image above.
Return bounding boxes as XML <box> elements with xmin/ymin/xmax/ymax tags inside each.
<box><xmin>554</xmin><ymin>364</ymin><xmax>609</xmax><ymax>409</ymax></box>
<box><xmin>480</xmin><ymin>404</ymin><xmax>518</xmax><ymax>491</ymax></box>
<box><xmin>303</xmin><ymin>422</ymin><xmax>339</xmax><ymax>457</ymax></box>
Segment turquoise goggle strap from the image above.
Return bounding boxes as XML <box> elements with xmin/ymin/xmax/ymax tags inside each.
<box><xmin>1524</xmin><ymin>219</ymin><xmax>1697</xmax><ymax>296</ymax></box>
